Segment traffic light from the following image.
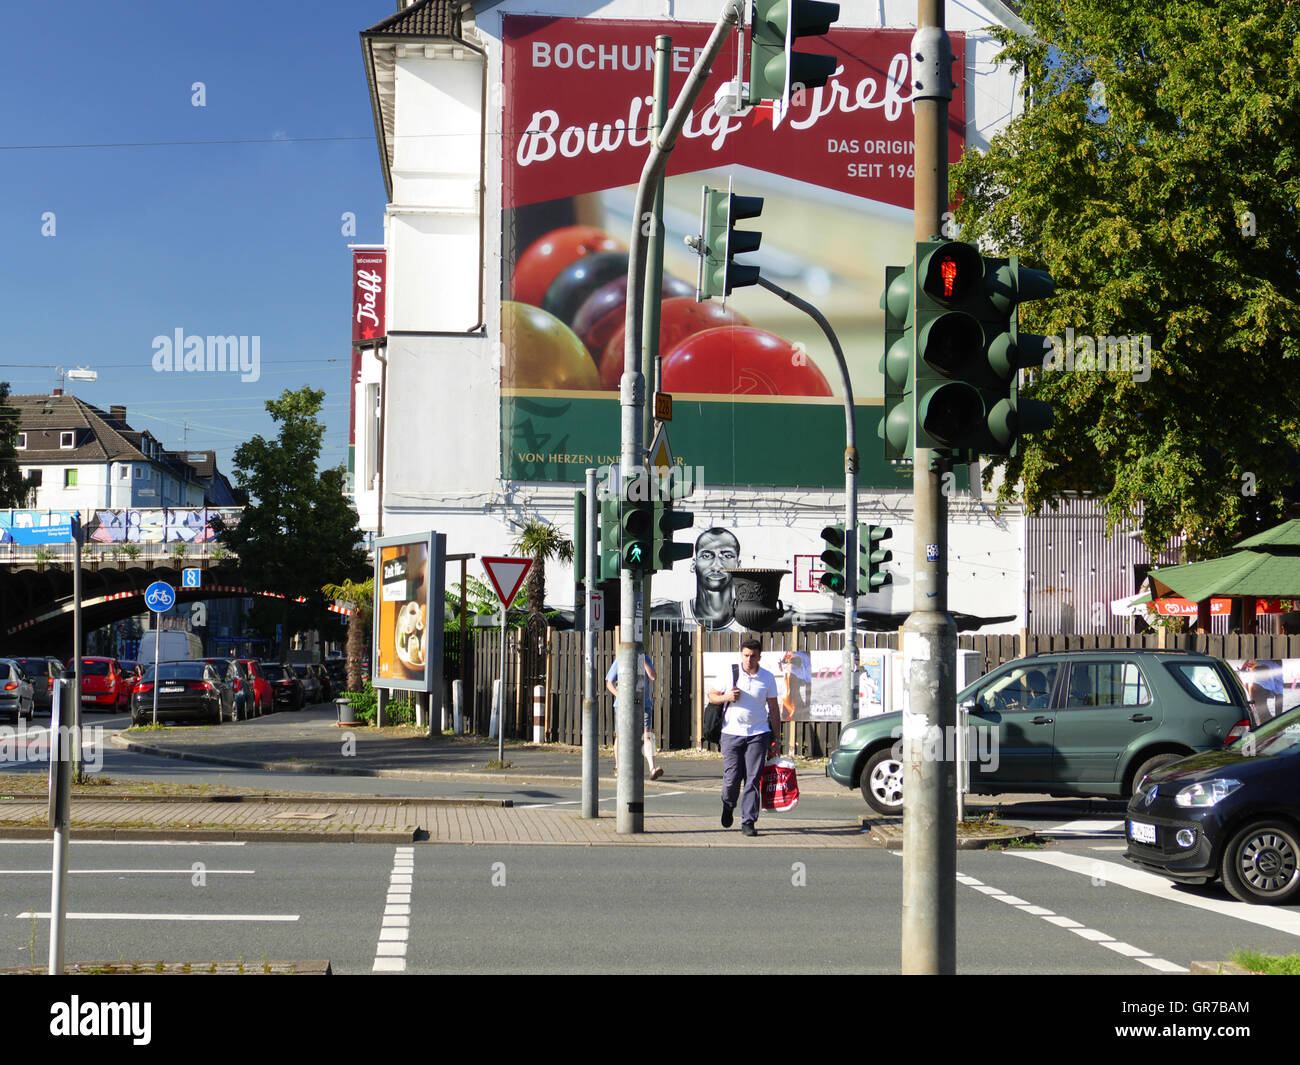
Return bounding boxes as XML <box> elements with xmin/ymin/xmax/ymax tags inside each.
<box><xmin>879</xmin><ymin>262</ymin><xmax>913</xmax><ymax>462</ymax></box>
<box><xmin>860</xmin><ymin>523</ymin><xmax>892</xmax><ymax>590</ymax></box>
<box><xmin>620</xmin><ymin>496</ymin><xmax>653</xmax><ymax>572</ymax></box>
<box><xmin>818</xmin><ymin>523</ymin><xmax>849</xmax><ymax>595</ymax></box>
<box><xmin>912</xmin><ymin>239</ymin><xmax>987</xmax><ymax>450</ymax></box>
<box><xmin>975</xmin><ymin>256</ymin><xmax>1055</xmax><ymax>456</ymax></box>
<box><xmin>599</xmin><ymin>495</ymin><xmax>621</xmax><ymax>580</ymax></box>
<box><xmin>698</xmin><ymin>187</ymin><xmax>764</xmax><ymax>299</ymax></box>
<box><xmin>749</xmin><ymin>0</ymin><xmax>842</xmax><ymax>104</ymax></box>
<box><xmin>652</xmin><ymin>496</ymin><xmax>695</xmax><ymax>571</ymax></box>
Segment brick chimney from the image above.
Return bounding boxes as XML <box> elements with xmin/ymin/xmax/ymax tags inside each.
<box><xmin>110</xmin><ymin>405</ymin><xmax>127</xmax><ymax>423</ymax></box>
<box><xmin>51</xmin><ymin>387</ymin><xmax>63</xmax><ymax>397</ymax></box>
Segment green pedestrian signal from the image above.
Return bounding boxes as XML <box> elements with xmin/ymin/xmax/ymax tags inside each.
<box><xmin>748</xmin><ymin>0</ymin><xmax>842</xmax><ymax>105</ymax></box>
<box><xmin>818</xmin><ymin>523</ymin><xmax>849</xmax><ymax>595</ymax></box>
<box><xmin>697</xmin><ymin>186</ymin><xmax>764</xmax><ymax>300</ymax></box>
<box><xmin>620</xmin><ymin>496</ymin><xmax>653</xmax><ymax>573</ymax></box>
<box><xmin>652</xmin><ymin>497</ymin><xmax>694</xmax><ymax>572</ymax></box>
<box><xmin>861</xmin><ymin>524</ymin><xmax>892</xmax><ymax>590</ymax></box>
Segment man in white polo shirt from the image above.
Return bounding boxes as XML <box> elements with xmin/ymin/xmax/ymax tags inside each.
<box><xmin>707</xmin><ymin>635</ymin><xmax>781</xmax><ymax>836</ymax></box>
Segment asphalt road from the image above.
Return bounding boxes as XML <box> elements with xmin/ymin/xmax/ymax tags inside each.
<box><xmin>5</xmin><ymin>835</ymin><xmax>1300</xmax><ymax>976</ymax></box>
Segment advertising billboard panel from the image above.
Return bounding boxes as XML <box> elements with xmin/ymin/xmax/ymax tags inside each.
<box><xmin>373</xmin><ymin>531</ymin><xmax>446</xmax><ymax>693</ymax></box>
<box><xmin>500</xmin><ymin>16</ymin><xmax>966</xmax><ymax>489</ymax></box>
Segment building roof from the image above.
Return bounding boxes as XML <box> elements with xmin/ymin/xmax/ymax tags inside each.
<box><xmin>12</xmin><ymin>392</ymin><xmax>153</xmax><ymax>465</ymax></box>
<box><xmin>364</xmin><ymin>0</ymin><xmax>463</xmax><ymax>39</ymax></box>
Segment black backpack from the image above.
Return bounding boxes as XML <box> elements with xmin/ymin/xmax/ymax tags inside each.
<box><xmin>702</xmin><ymin>664</ymin><xmax>737</xmax><ymax>746</ymax></box>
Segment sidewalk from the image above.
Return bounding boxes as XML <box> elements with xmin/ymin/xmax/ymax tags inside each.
<box><xmin>0</xmin><ymin>706</ymin><xmax>1033</xmax><ymax>847</ymax></box>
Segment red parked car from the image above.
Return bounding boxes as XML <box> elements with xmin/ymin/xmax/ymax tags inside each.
<box><xmin>235</xmin><ymin>658</ymin><xmax>273</xmax><ymax>715</ymax></box>
<box><xmin>68</xmin><ymin>657</ymin><xmax>132</xmax><ymax>712</ymax></box>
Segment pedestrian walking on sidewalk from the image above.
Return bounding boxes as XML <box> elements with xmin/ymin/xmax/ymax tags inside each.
<box><xmin>707</xmin><ymin>636</ymin><xmax>781</xmax><ymax>836</ymax></box>
<box><xmin>606</xmin><ymin>653</ymin><xmax>662</xmax><ymax>780</ymax></box>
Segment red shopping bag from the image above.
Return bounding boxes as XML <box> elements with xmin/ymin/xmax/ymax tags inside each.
<box><xmin>761</xmin><ymin>757</ymin><xmax>799</xmax><ymax>811</ymax></box>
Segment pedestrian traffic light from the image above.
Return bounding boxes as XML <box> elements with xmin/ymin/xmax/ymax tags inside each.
<box><xmin>860</xmin><ymin>523</ymin><xmax>892</xmax><ymax>590</ymax></box>
<box><xmin>698</xmin><ymin>186</ymin><xmax>765</xmax><ymax>300</ymax></box>
<box><xmin>879</xmin><ymin>262</ymin><xmax>914</xmax><ymax>462</ymax></box>
<box><xmin>975</xmin><ymin>256</ymin><xmax>1055</xmax><ymax>456</ymax></box>
<box><xmin>652</xmin><ymin>496</ymin><xmax>694</xmax><ymax>571</ymax></box>
<box><xmin>912</xmin><ymin>240</ymin><xmax>987</xmax><ymax>450</ymax></box>
<box><xmin>749</xmin><ymin>0</ymin><xmax>842</xmax><ymax>105</ymax></box>
<box><xmin>818</xmin><ymin>523</ymin><xmax>849</xmax><ymax>595</ymax></box>
<box><xmin>620</xmin><ymin>496</ymin><xmax>653</xmax><ymax>572</ymax></box>
<box><xmin>599</xmin><ymin>495</ymin><xmax>621</xmax><ymax>580</ymax></box>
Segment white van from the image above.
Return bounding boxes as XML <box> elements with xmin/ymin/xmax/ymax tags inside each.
<box><xmin>138</xmin><ymin>629</ymin><xmax>203</xmax><ymax>664</ymax></box>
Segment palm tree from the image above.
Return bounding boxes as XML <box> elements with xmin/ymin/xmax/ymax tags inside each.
<box><xmin>511</xmin><ymin>518</ymin><xmax>573</xmax><ymax>617</ymax></box>
<box><xmin>321</xmin><ymin>577</ymin><xmax>374</xmax><ymax>692</ymax></box>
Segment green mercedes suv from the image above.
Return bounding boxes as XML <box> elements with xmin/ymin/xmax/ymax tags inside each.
<box><xmin>828</xmin><ymin>650</ymin><xmax>1254</xmax><ymax>814</ymax></box>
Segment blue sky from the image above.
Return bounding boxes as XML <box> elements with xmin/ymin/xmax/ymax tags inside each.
<box><xmin>3</xmin><ymin>1</ymin><xmax>392</xmax><ymax>479</ymax></box>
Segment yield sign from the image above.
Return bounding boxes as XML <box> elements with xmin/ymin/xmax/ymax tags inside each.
<box><xmin>481</xmin><ymin>556</ymin><xmax>533</xmax><ymax>608</ymax></box>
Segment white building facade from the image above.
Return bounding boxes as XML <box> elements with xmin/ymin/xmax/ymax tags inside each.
<box><xmin>351</xmin><ymin>0</ymin><xmax>1037</xmax><ymax>631</ymax></box>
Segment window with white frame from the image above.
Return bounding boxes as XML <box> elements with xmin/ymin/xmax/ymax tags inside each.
<box><xmin>16</xmin><ymin>433</ymin><xmax>25</xmax><ymax>449</ymax></box>
<box><xmin>60</xmin><ymin>431</ymin><xmax>75</xmax><ymax>449</ymax></box>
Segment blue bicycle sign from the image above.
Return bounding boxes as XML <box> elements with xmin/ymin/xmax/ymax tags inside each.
<box><xmin>144</xmin><ymin>581</ymin><xmax>176</xmax><ymax>613</ymax></box>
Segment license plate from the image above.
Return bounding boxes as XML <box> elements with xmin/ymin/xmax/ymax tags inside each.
<box><xmin>81</xmin><ymin>695</ymin><xmax>97</xmax><ymax>703</ymax></box>
<box><xmin>160</xmin><ymin>686</ymin><xmax>185</xmax><ymax>694</ymax></box>
<box><xmin>1129</xmin><ymin>820</ymin><xmax>1156</xmax><ymax>844</ymax></box>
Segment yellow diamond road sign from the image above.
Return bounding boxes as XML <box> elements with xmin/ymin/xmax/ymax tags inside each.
<box><xmin>648</xmin><ymin>425</ymin><xmax>673</xmax><ymax>473</ymax></box>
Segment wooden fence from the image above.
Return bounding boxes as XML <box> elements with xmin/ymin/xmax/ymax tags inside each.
<box><xmin>457</xmin><ymin>627</ymin><xmax>1300</xmax><ymax>753</ymax></box>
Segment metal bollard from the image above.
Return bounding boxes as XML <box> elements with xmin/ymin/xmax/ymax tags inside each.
<box><xmin>532</xmin><ymin>684</ymin><xmax>544</xmax><ymax>744</ymax></box>
<box><xmin>452</xmin><ymin>680</ymin><xmax>464</xmax><ymax>735</ymax></box>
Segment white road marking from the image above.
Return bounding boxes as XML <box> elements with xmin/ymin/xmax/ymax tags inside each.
<box><xmin>1042</xmin><ymin>820</ymin><xmax>1125</xmax><ymax>836</ymax></box>
<box><xmin>891</xmin><ymin>849</ymin><xmax>1179</xmax><ymax>970</ymax></box>
<box><xmin>1009</xmin><ymin>850</ymin><xmax>1300</xmax><ymax>937</ymax></box>
<box><xmin>0</xmin><ymin>869</ymin><xmax>255</xmax><ymax>876</ymax></box>
<box><xmin>373</xmin><ymin>845</ymin><xmax>415</xmax><ymax>974</ymax></box>
<box><xmin>17</xmin><ymin>912</ymin><xmax>298</xmax><ymax>922</ymax></box>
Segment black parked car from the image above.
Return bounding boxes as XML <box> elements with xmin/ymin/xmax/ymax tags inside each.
<box><xmin>261</xmin><ymin>663</ymin><xmax>304</xmax><ymax>711</ymax></box>
<box><xmin>1125</xmin><ymin>705</ymin><xmax>1300</xmax><ymax>904</ymax></box>
<box><xmin>200</xmin><ymin>658</ymin><xmax>254</xmax><ymax>721</ymax></box>
<box><xmin>130</xmin><ymin>661</ymin><xmax>232</xmax><ymax>726</ymax></box>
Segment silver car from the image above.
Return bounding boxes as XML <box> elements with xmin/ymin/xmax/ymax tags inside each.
<box><xmin>292</xmin><ymin>664</ymin><xmax>321</xmax><ymax>705</ymax></box>
<box><xmin>0</xmin><ymin>659</ymin><xmax>36</xmax><ymax>724</ymax></box>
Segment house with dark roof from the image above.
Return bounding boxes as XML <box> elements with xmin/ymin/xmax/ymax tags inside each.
<box><xmin>12</xmin><ymin>389</ymin><xmax>232</xmax><ymax>510</ymax></box>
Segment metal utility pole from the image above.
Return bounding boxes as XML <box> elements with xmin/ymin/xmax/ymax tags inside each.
<box><xmin>616</xmin><ymin>0</ymin><xmax>746</xmax><ymax>834</ymax></box>
<box><xmin>582</xmin><ymin>467</ymin><xmax>599</xmax><ymax>818</ymax></box>
<box><xmin>901</xmin><ymin>0</ymin><xmax>958</xmax><ymax>974</ymax></box>
<box><xmin>754</xmin><ymin>278</ymin><xmax>859</xmax><ymax>726</ymax></box>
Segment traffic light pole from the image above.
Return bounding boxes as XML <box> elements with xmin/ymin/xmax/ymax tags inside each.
<box><xmin>582</xmin><ymin>467</ymin><xmax>599</xmax><ymax>819</ymax></box>
<box><xmin>617</xmin><ymin>0</ymin><xmax>745</xmax><ymax>834</ymax></box>
<box><xmin>902</xmin><ymin>1</ymin><xmax>957</xmax><ymax>974</ymax></box>
<box><xmin>755</xmin><ymin>277</ymin><xmax>859</xmax><ymax>727</ymax></box>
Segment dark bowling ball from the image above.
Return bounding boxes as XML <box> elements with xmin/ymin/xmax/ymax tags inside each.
<box><xmin>571</xmin><ymin>274</ymin><xmax>695</xmax><ymax>358</ymax></box>
<box><xmin>541</xmin><ymin>250</ymin><xmax>629</xmax><ymax>326</ymax></box>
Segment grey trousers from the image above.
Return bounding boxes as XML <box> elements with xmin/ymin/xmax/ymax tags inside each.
<box><xmin>721</xmin><ymin>732</ymin><xmax>770</xmax><ymax>826</ymax></box>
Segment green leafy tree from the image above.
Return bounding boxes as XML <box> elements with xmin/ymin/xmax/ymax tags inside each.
<box><xmin>511</xmin><ymin>518</ymin><xmax>573</xmax><ymax>616</ymax></box>
<box><xmin>222</xmin><ymin>388</ymin><xmax>366</xmax><ymax>658</ymax></box>
<box><xmin>321</xmin><ymin>577</ymin><xmax>373</xmax><ymax>693</ymax></box>
<box><xmin>952</xmin><ymin>0</ymin><xmax>1300</xmax><ymax>559</ymax></box>
<box><xmin>0</xmin><ymin>383</ymin><xmax>36</xmax><ymax>508</ymax></box>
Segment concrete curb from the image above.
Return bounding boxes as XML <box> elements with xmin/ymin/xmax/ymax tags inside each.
<box><xmin>862</xmin><ymin>817</ymin><xmax>1040</xmax><ymax>850</ymax></box>
<box><xmin>0</xmin><ymin>825</ymin><xmax>425</xmax><ymax>843</ymax></box>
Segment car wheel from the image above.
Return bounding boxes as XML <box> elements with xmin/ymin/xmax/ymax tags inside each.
<box><xmin>1128</xmin><ymin>752</ymin><xmax>1184</xmax><ymax>796</ymax></box>
<box><xmin>860</xmin><ymin>747</ymin><xmax>905</xmax><ymax>815</ymax></box>
<box><xmin>1222</xmin><ymin>821</ymin><xmax>1300</xmax><ymax>904</ymax></box>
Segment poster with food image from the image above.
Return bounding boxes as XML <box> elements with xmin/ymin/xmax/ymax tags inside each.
<box><xmin>501</xmin><ymin>16</ymin><xmax>966</xmax><ymax>488</ymax></box>
<box><xmin>373</xmin><ymin>532</ymin><xmax>446</xmax><ymax>693</ymax></box>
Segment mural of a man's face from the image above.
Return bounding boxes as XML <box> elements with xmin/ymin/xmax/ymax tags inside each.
<box><xmin>693</xmin><ymin>529</ymin><xmax>740</xmax><ymax>592</ymax></box>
